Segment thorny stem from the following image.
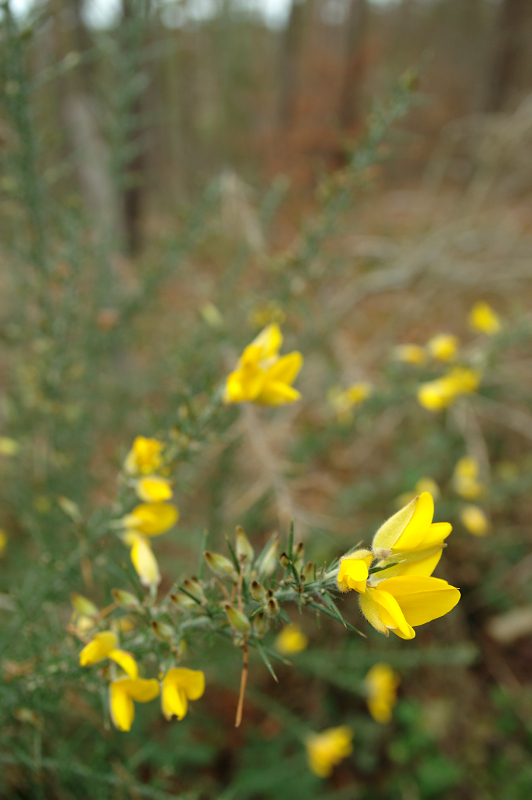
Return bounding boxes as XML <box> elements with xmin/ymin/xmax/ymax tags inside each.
<box><xmin>235</xmin><ymin>560</ymin><xmax>248</xmax><ymax>727</ymax></box>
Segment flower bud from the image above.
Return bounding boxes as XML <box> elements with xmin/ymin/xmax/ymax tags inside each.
<box><xmin>279</xmin><ymin>551</ymin><xmax>290</xmax><ymax>569</ymax></box>
<box><xmin>224</xmin><ymin>604</ymin><xmax>251</xmax><ymax>634</ymax></box>
<box><xmin>169</xmin><ymin>592</ymin><xmax>196</xmax><ymax>610</ymax></box>
<box><xmin>252</xmin><ymin>610</ymin><xmax>270</xmax><ymax>639</ymax></box>
<box><xmin>266</xmin><ymin>596</ymin><xmax>280</xmax><ymax>618</ymax></box>
<box><xmin>204</xmin><ymin>551</ymin><xmax>238</xmax><ymax>580</ymax></box>
<box><xmin>258</xmin><ymin>538</ymin><xmax>279</xmax><ymax>577</ymax></box>
<box><xmin>250</xmin><ymin>579</ymin><xmax>267</xmax><ymax>602</ymax></box>
<box><xmin>70</xmin><ymin>593</ymin><xmax>98</xmax><ymax>617</ymax></box>
<box><xmin>150</xmin><ymin>619</ymin><xmax>174</xmax><ymax>641</ymax></box>
<box><xmin>112</xmin><ymin>588</ymin><xmax>141</xmax><ymax>610</ymax></box>
<box><xmin>235</xmin><ymin>525</ymin><xmax>254</xmax><ymax>563</ymax></box>
<box><xmin>301</xmin><ymin>561</ymin><xmax>315</xmax><ymax>583</ymax></box>
<box><xmin>182</xmin><ymin>577</ymin><xmax>206</xmax><ymax>603</ymax></box>
<box><xmin>293</xmin><ymin>542</ymin><xmax>304</xmax><ymax>570</ymax></box>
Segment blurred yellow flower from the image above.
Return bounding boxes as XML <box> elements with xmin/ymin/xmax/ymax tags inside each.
<box><xmin>329</xmin><ymin>382</ymin><xmax>372</xmax><ymax>424</ymax></box>
<box><xmin>365</xmin><ymin>663</ymin><xmax>400</xmax><ymax>724</ymax></box>
<box><xmin>161</xmin><ymin>668</ymin><xmax>205</xmax><ymax>720</ymax></box>
<box><xmin>359</xmin><ymin>575</ymin><xmax>460</xmax><ymax>640</ymax></box>
<box><xmin>460</xmin><ymin>505</ymin><xmax>489</xmax><ymax>536</ymax></box>
<box><xmin>274</xmin><ymin>623</ymin><xmax>309</xmax><ymax>655</ymax></box>
<box><xmin>0</xmin><ymin>530</ymin><xmax>7</xmax><ymax>558</ymax></box>
<box><xmin>123</xmin><ymin>502</ymin><xmax>178</xmax><ymax>536</ymax></box>
<box><xmin>418</xmin><ymin>367</ymin><xmax>481</xmax><ymax>411</ymax></box>
<box><xmin>393</xmin><ymin>344</ymin><xmax>427</xmax><ymax>365</ymax></box>
<box><xmin>469</xmin><ymin>301</ymin><xmax>501</xmax><ymax>335</ymax></box>
<box><xmin>249</xmin><ymin>301</ymin><xmax>286</xmax><ymax>328</ymax></box>
<box><xmin>426</xmin><ymin>334</ymin><xmax>460</xmax><ymax>362</ymax></box>
<box><xmin>123</xmin><ymin>531</ymin><xmax>161</xmax><ymax>587</ymax></box>
<box><xmin>0</xmin><ymin>437</ymin><xmax>20</xmax><ymax>456</ymax></box>
<box><xmin>124</xmin><ymin>437</ymin><xmax>164</xmax><ymax>476</ymax></box>
<box><xmin>109</xmin><ymin>677</ymin><xmax>160</xmax><ymax>731</ymax></box>
<box><xmin>337</xmin><ymin>549</ymin><xmax>373</xmax><ymax>593</ymax></box>
<box><xmin>79</xmin><ymin>631</ymin><xmax>138</xmax><ymax>678</ymax></box>
<box><xmin>453</xmin><ymin>456</ymin><xmax>483</xmax><ymax>499</ymax></box>
<box><xmin>305</xmin><ymin>726</ymin><xmax>353</xmax><ymax>778</ymax></box>
<box><xmin>135</xmin><ymin>476</ymin><xmax>173</xmax><ymax>503</ymax></box>
<box><xmin>224</xmin><ymin>323</ymin><xmax>303</xmax><ymax>405</ymax></box>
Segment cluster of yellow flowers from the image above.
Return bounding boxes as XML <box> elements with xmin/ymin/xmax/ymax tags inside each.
<box><xmin>79</xmin><ymin>631</ymin><xmax>204</xmax><ymax>731</ymax></box>
<box><xmin>394</xmin><ymin>301</ymin><xmax>500</xmax><ymax>412</ymax></box>
<box><xmin>336</xmin><ymin>491</ymin><xmax>460</xmax><ymax>639</ymax></box>
<box><xmin>119</xmin><ymin>436</ymin><xmax>178</xmax><ymax>587</ymax></box>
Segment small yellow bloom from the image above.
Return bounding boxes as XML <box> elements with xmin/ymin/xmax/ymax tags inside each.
<box><xmin>337</xmin><ymin>549</ymin><xmax>373</xmax><ymax>593</ymax></box>
<box><xmin>418</xmin><ymin>367</ymin><xmax>481</xmax><ymax>411</ymax></box>
<box><xmin>123</xmin><ymin>502</ymin><xmax>178</xmax><ymax>536</ymax></box>
<box><xmin>161</xmin><ymin>668</ymin><xmax>205</xmax><ymax>721</ymax></box>
<box><xmin>460</xmin><ymin>505</ymin><xmax>489</xmax><ymax>536</ymax></box>
<box><xmin>393</xmin><ymin>344</ymin><xmax>427</xmax><ymax>365</ymax></box>
<box><xmin>124</xmin><ymin>437</ymin><xmax>164</xmax><ymax>476</ymax></box>
<box><xmin>365</xmin><ymin>663</ymin><xmax>400</xmax><ymax>724</ymax></box>
<box><xmin>274</xmin><ymin>623</ymin><xmax>309</xmax><ymax>655</ymax></box>
<box><xmin>0</xmin><ymin>530</ymin><xmax>7</xmax><ymax>558</ymax></box>
<box><xmin>79</xmin><ymin>631</ymin><xmax>138</xmax><ymax>678</ymax></box>
<box><xmin>305</xmin><ymin>726</ymin><xmax>353</xmax><ymax>778</ymax></box>
<box><xmin>469</xmin><ymin>301</ymin><xmax>501</xmax><ymax>335</ymax></box>
<box><xmin>0</xmin><ymin>437</ymin><xmax>19</xmax><ymax>456</ymax></box>
<box><xmin>426</xmin><ymin>334</ymin><xmax>460</xmax><ymax>362</ymax></box>
<box><xmin>329</xmin><ymin>382</ymin><xmax>372</xmax><ymax>424</ymax></box>
<box><xmin>224</xmin><ymin>324</ymin><xmax>303</xmax><ymax>406</ymax></box>
<box><xmin>109</xmin><ymin>677</ymin><xmax>160</xmax><ymax>731</ymax></box>
<box><xmin>359</xmin><ymin>575</ymin><xmax>461</xmax><ymax>640</ymax></box>
<box><xmin>123</xmin><ymin>531</ymin><xmax>161</xmax><ymax>587</ymax></box>
<box><xmin>453</xmin><ymin>456</ymin><xmax>483</xmax><ymax>499</ymax></box>
<box><xmin>135</xmin><ymin>476</ymin><xmax>173</xmax><ymax>503</ymax></box>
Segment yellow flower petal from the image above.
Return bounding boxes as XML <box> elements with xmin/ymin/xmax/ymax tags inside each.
<box><xmin>370</xmin><ymin>588</ymin><xmax>415</xmax><ymax>639</ymax></box>
<box><xmin>136</xmin><ymin>476</ymin><xmax>173</xmax><ymax>503</ymax></box>
<box><xmin>109</xmin><ymin>649</ymin><xmax>138</xmax><ymax>679</ymax></box>
<box><xmin>373</xmin><ymin>492</ymin><xmax>434</xmax><ymax>554</ymax></box>
<box><xmin>305</xmin><ymin>726</ymin><xmax>353</xmax><ymax>778</ymax></box>
<box><xmin>161</xmin><ymin>668</ymin><xmax>205</xmax><ymax>721</ymax></box>
<box><xmin>366</xmin><ymin>663</ymin><xmax>400</xmax><ymax>724</ymax></box>
<box><xmin>265</xmin><ymin>351</ymin><xmax>303</xmax><ymax>385</ymax></box>
<box><xmin>377</xmin><ymin>576</ymin><xmax>461</xmax><ymax>627</ymax></box>
<box><xmin>256</xmin><ymin>380</ymin><xmax>301</xmax><ymax>406</ymax></box>
<box><xmin>460</xmin><ymin>505</ymin><xmax>489</xmax><ymax>536</ymax></box>
<box><xmin>274</xmin><ymin>623</ymin><xmax>309</xmax><ymax>655</ymax></box>
<box><xmin>469</xmin><ymin>301</ymin><xmax>501</xmax><ymax>335</ymax></box>
<box><xmin>79</xmin><ymin>632</ymin><xmax>118</xmax><ymax>667</ymax></box>
<box><xmin>393</xmin><ymin>344</ymin><xmax>427</xmax><ymax>365</ymax></box>
<box><xmin>426</xmin><ymin>334</ymin><xmax>460</xmax><ymax>362</ymax></box>
<box><xmin>359</xmin><ymin>588</ymin><xmax>389</xmax><ymax>635</ymax></box>
<box><xmin>109</xmin><ymin>678</ymin><xmax>160</xmax><ymax>731</ymax></box>
<box><xmin>125</xmin><ymin>503</ymin><xmax>178</xmax><ymax>536</ymax></box>
<box><xmin>337</xmin><ymin>551</ymin><xmax>373</xmax><ymax>593</ymax></box>
<box><xmin>251</xmin><ymin>323</ymin><xmax>283</xmax><ymax>359</ymax></box>
<box><xmin>128</xmin><ymin>534</ymin><xmax>161</xmax><ymax>587</ymax></box>
<box><xmin>416</xmin><ymin>521</ymin><xmax>452</xmax><ymax>550</ymax></box>
<box><xmin>124</xmin><ymin>437</ymin><xmax>164</xmax><ymax>476</ymax></box>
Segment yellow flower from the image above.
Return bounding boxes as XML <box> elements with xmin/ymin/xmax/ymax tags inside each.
<box><xmin>135</xmin><ymin>476</ymin><xmax>173</xmax><ymax>503</ymax></box>
<box><xmin>453</xmin><ymin>456</ymin><xmax>483</xmax><ymax>499</ymax></box>
<box><xmin>426</xmin><ymin>334</ymin><xmax>460</xmax><ymax>362</ymax></box>
<box><xmin>337</xmin><ymin>549</ymin><xmax>374</xmax><ymax>593</ymax></box>
<box><xmin>224</xmin><ymin>323</ymin><xmax>303</xmax><ymax>405</ymax></box>
<box><xmin>79</xmin><ymin>631</ymin><xmax>138</xmax><ymax>678</ymax></box>
<box><xmin>305</xmin><ymin>726</ymin><xmax>353</xmax><ymax>778</ymax></box>
<box><xmin>123</xmin><ymin>531</ymin><xmax>161</xmax><ymax>587</ymax></box>
<box><xmin>469</xmin><ymin>301</ymin><xmax>501</xmax><ymax>335</ymax></box>
<box><xmin>393</xmin><ymin>344</ymin><xmax>427</xmax><ymax>365</ymax></box>
<box><xmin>0</xmin><ymin>437</ymin><xmax>19</xmax><ymax>456</ymax></box>
<box><xmin>123</xmin><ymin>502</ymin><xmax>178</xmax><ymax>536</ymax></box>
<box><xmin>329</xmin><ymin>382</ymin><xmax>372</xmax><ymax>424</ymax></box>
<box><xmin>274</xmin><ymin>623</ymin><xmax>309</xmax><ymax>655</ymax></box>
<box><xmin>460</xmin><ymin>505</ymin><xmax>489</xmax><ymax>536</ymax></box>
<box><xmin>0</xmin><ymin>530</ymin><xmax>7</xmax><ymax>558</ymax></box>
<box><xmin>124</xmin><ymin>437</ymin><xmax>164</xmax><ymax>476</ymax></box>
<box><xmin>359</xmin><ymin>575</ymin><xmax>461</xmax><ymax>640</ymax></box>
<box><xmin>109</xmin><ymin>677</ymin><xmax>160</xmax><ymax>731</ymax></box>
<box><xmin>418</xmin><ymin>367</ymin><xmax>481</xmax><ymax>411</ymax></box>
<box><xmin>161</xmin><ymin>668</ymin><xmax>205</xmax><ymax>721</ymax></box>
<box><xmin>365</xmin><ymin>663</ymin><xmax>400</xmax><ymax>724</ymax></box>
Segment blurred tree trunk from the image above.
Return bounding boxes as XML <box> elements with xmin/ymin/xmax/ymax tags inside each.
<box><xmin>338</xmin><ymin>0</ymin><xmax>369</xmax><ymax>131</ymax></box>
<box><xmin>486</xmin><ymin>0</ymin><xmax>532</xmax><ymax>111</ymax></box>
<box><xmin>278</xmin><ymin>0</ymin><xmax>307</xmax><ymax>128</ymax></box>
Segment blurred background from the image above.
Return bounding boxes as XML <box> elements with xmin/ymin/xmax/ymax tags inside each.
<box><xmin>1</xmin><ymin>0</ymin><xmax>532</xmax><ymax>798</ymax></box>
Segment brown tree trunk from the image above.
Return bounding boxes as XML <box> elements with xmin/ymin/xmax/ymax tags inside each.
<box><xmin>278</xmin><ymin>0</ymin><xmax>307</xmax><ymax>128</ymax></box>
<box><xmin>338</xmin><ymin>0</ymin><xmax>369</xmax><ymax>131</ymax></box>
<box><xmin>486</xmin><ymin>0</ymin><xmax>532</xmax><ymax>111</ymax></box>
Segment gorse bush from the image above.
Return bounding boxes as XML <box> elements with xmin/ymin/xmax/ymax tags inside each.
<box><xmin>2</xmin><ymin>3</ymin><xmax>532</xmax><ymax>799</ymax></box>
